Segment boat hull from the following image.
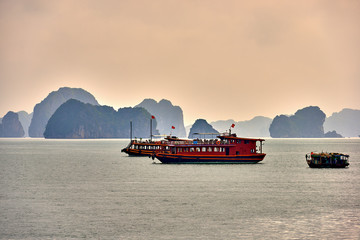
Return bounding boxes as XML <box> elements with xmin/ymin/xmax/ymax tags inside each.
<box><xmin>121</xmin><ymin>148</ymin><xmax>156</xmax><ymax>157</ymax></box>
<box><xmin>307</xmin><ymin>161</ymin><xmax>349</xmax><ymax>168</ymax></box>
<box><xmin>155</xmin><ymin>153</ymin><xmax>266</xmax><ymax>164</ymax></box>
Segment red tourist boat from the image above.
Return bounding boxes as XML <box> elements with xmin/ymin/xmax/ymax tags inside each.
<box><xmin>121</xmin><ymin>136</ymin><xmax>188</xmax><ymax>157</ymax></box>
<box><xmin>153</xmin><ymin>132</ymin><xmax>266</xmax><ymax>164</ymax></box>
<box><xmin>121</xmin><ymin>119</ymin><xmax>187</xmax><ymax>157</ymax></box>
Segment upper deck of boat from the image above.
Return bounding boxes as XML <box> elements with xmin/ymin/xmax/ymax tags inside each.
<box><xmin>167</xmin><ymin>133</ymin><xmax>264</xmax><ymax>147</ymax></box>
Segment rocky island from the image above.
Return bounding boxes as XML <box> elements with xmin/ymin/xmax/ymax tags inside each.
<box><xmin>136</xmin><ymin>99</ymin><xmax>186</xmax><ymax>137</ymax></box>
<box><xmin>0</xmin><ymin>111</ymin><xmax>25</xmax><ymax>137</ymax></box>
<box><xmin>188</xmin><ymin>119</ymin><xmax>219</xmax><ymax>139</ymax></box>
<box><xmin>29</xmin><ymin>87</ymin><xmax>99</xmax><ymax>137</ymax></box>
<box><xmin>269</xmin><ymin>106</ymin><xmax>343</xmax><ymax>138</ymax></box>
<box><xmin>44</xmin><ymin>99</ymin><xmax>159</xmax><ymax>138</ymax></box>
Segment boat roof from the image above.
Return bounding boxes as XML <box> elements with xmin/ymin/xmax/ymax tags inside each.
<box><xmin>164</xmin><ymin>136</ymin><xmax>188</xmax><ymax>141</ymax></box>
<box><xmin>191</xmin><ymin>132</ymin><xmax>264</xmax><ymax>142</ymax></box>
<box><xmin>310</xmin><ymin>152</ymin><xmax>349</xmax><ymax>157</ymax></box>
<box><xmin>218</xmin><ymin>133</ymin><xmax>265</xmax><ymax>142</ymax></box>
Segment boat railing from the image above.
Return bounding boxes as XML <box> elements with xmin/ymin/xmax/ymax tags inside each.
<box><xmin>170</xmin><ymin>139</ymin><xmax>229</xmax><ymax>146</ymax></box>
<box><xmin>219</xmin><ymin>132</ymin><xmax>231</xmax><ymax>137</ymax></box>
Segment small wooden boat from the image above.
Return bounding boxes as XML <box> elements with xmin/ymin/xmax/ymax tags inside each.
<box><xmin>305</xmin><ymin>152</ymin><xmax>349</xmax><ymax>168</ymax></box>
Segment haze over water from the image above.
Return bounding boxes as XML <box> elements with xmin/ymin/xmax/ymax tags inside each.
<box><xmin>1</xmin><ymin>138</ymin><xmax>359</xmax><ymax>239</ymax></box>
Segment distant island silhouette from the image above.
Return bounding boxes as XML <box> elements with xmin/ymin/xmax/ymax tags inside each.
<box><xmin>1</xmin><ymin>87</ymin><xmax>359</xmax><ymax>138</ymax></box>
<box><xmin>44</xmin><ymin>99</ymin><xmax>159</xmax><ymax>139</ymax></box>
<box><xmin>269</xmin><ymin>106</ymin><xmax>342</xmax><ymax>138</ymax></box>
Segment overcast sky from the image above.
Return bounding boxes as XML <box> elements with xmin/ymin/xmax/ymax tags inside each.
<box><xmin>1</xmin><ymin>0</ymin><xmax>359</xmax><ymax>125</ymax></box>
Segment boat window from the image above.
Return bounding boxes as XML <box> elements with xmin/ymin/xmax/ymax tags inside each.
<box><xmin>214</xmin><ymin>147</ymin><xmax>218</xmax><ymax>152</ymax></box>
<box><xmin>190</xmin><ymin>147</ymin><xmax>194</xmax><ymax>152</ymax></box>
<box><xmin>245</xmin><ymin>140</ymin><xmax>249</xmax><ymax>144</ymax></box>
<box><xmin>219</xmin><ymin>147</ymin><xmax>223</xmax><ymax>152</ymax></box>
<box><xmin>196</xmin><ymin>147</ymin><xmax>201</xmax><ymax>152</ymax></box>
<box><xmin>178</xmin><ymin>148</ymin><xmax>182</xmax><ymax>152</ymax></box>
<box><xmin>237</xmin><ymin>140</ymin><xmax>241</xmax><ymax>143</ymax></box>
<box><xmin>202</xmin><ymin>147</ymin><xmax>207</xmax><ymax>152</ymax></box>
<box><xmin>208</xmin><ymin>147</ymin><xmax>212</xmax><ymax>152</ymax></box>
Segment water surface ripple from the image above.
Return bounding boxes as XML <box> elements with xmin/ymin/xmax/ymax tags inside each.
<box><xmin>0</xmin><ymin>138</ymin><xmax>359</xmax><ymax>239</ymax></box>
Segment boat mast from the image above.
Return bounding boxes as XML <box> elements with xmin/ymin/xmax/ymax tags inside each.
<box><xmin>229</xmin><ymin>123</ymin><xmax>235</xmax><ymax>135</ymax></box>
<box><xmin>130</xmin><ymin>121</ymin><xmax>132</xmax><ymax>141</ymax></box>
<box><xmin>150</xmin><ymin>115</ymin><xmax>155</xmax><ymax>142</ymax></box>
<box><xmin>150</xmin><ymin>118</ymin><xmax>152</xmax><ymax>141</ymax></box>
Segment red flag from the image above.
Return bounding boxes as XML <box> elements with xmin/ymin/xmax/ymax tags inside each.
<box><xmin>172</xmin><ymin>126</ymin><xmax>175</xmax><ymax>129</ymax></box>
<box><xmin>151</xmin><ymin>115</ymin><xmax>155</xmax><ymax>119</ymax></box>
<box><xmin>231</xmin><ymin>123</ymin><xmax>235</xmax><ymax>128</ymax></box>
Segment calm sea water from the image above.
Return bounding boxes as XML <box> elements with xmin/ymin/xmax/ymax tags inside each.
<box><xmin>0</xmin><ymin>138</ymin><xmax>359</xmax><ymax>239</ymax></box>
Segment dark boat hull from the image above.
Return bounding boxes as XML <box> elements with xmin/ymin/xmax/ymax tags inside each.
<box><xmin>121</xmin><ymin>148</ymin><xmax>156</xmax><ymax>157</ymax></box>
<box><xmin>307</xmin><ymin>161</ymin><xmax>349</xmax><ymax>168</ymax></box>
<box><xmin>155</xmin><ymin>153</ymin><xmax>266</xmax><ymax>164</ymax></box>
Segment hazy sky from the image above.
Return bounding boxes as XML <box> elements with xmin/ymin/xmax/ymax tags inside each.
<box><xmin>1</xmin><ymin>0</ymin><xmax>359</xmax><ymax>125</ymax></box>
